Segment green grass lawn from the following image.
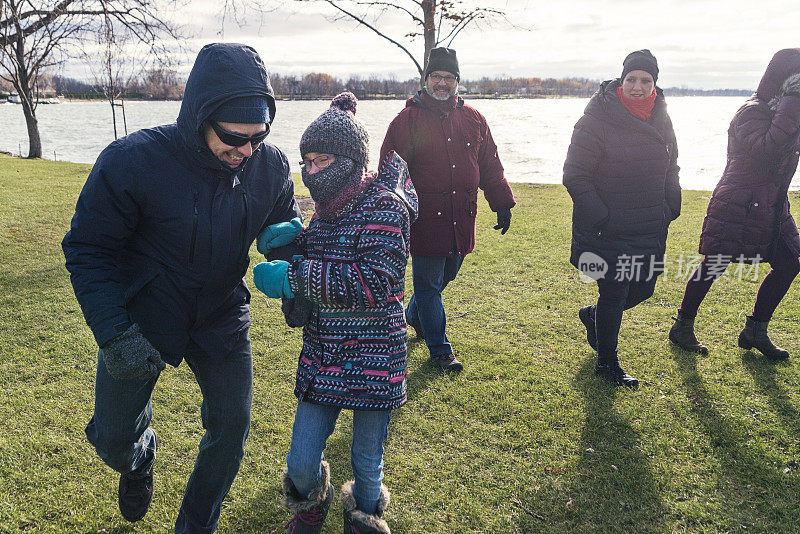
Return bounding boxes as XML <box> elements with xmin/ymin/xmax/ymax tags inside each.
<box><xmin>2</xmin><ymin>153</ymin><xmax>800</xmax><ymax>533</ymax></box>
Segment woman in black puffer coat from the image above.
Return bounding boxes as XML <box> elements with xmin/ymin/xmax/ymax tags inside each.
<box><xmin>669</xmin><ymin>49</ymin><xmax>800</xmax><ymax>361</ymax></box>
<box><xmin>564</xmin><ymin>50</ymin><xmax>681</xmax><ymax>388</ymax></box>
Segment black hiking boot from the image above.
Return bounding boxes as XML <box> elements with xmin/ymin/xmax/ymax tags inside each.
<box><xmin>431</xmin><ymin>353</ymin><xmax>463</xmax><ymax>373</ymax></box>
<box><xmin>668</xmin><ymin>311</ymin><xmax>708</xmax><ymax>355</ymax></box>
<box><xmin>595</xmin><ymin>353</ymin><xmax>639</xmax><ymax>389</ymax></box>
<box><xmin>118</xmin><ymin>431</ymin><xmax>157</xmax><ymax>522</ymax></box>
<box><xmin>738</xmin><ymin>316</ymin><xmax>789</xmax><ymax>361</ymax></box>
<box><xmin>579</xmin><ymin>305</ymin><xmax>597</xmax><ymax>351</ymax></box>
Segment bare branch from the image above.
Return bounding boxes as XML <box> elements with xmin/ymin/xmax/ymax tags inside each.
<box><xmin>322</xmin><ymin>0</ymin><xmax>424</xmax><ymax>76</ymax></box>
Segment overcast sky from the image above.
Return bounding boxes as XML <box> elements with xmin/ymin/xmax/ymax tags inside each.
<box><xmin>75</xmin><ymin>0</ymin><xmax>800</xmax><ymax>90</ymax></box>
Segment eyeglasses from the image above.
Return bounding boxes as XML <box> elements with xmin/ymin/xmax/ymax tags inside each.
<box><xmin>210</xmin><ymin>120</ymin><xmax>270</xmax><ymax>148</ymax></box>
<box><xmin>300</xmin><ymin>154</ymin><xmax>335</xmax><ymax>171</ymax></box>
<box><xmin>429</xmin><ymin>74</ymin><xmax>457</xmax><ymax>84</ymax></box>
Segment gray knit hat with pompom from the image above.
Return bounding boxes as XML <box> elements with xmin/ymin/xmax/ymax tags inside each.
<box><xmin>299</xmin><ymin>92</ymin><xmax>369</xmax><ymax>168</ymax></box>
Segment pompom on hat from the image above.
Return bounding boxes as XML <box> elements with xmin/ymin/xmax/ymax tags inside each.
<box><xmin>621</xmin><ymin>49</ymin><xmax>659</xmax><ymax>84</ymax></box>
<box><xmin>299</xmin><ymin>92</ymin><xmax>369</xmax><ymax>168</ymax></box>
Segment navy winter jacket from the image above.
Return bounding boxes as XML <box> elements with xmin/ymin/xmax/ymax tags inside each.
<box><xmin>62</xmin><ymin>43</ymin><xmax>301</xmax><ymax>365</ymax></box>
<box><xmin>564</xmin><ymin>79</ymin><xmax>681</xmax><ymax>279</ymax></box>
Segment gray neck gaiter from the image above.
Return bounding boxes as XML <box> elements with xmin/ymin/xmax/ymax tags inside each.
<box><xmin>302</xmin><ymin>156</ymin><xmax>361</xmax><ymax>203</ymax></box>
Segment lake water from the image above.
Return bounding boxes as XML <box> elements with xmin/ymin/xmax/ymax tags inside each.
<box><xmin>1</xmin><ymin>97</ymin><xmax>793</xmax><ymax>191</ymax></box>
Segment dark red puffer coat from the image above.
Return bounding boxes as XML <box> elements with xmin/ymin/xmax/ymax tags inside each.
<box><xmin>380</xmin><ymin>91</ymin><xmax>515</xmax><ymax>257</ymax></box>
<box><xmin>698</xmin><ymin>48</ymin><xmax>800</xmax><ymax>262</ymax></box>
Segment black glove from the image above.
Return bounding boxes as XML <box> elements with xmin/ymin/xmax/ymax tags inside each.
<box><xmin>493</xmin><ymin>207</ymin><xmax>512</xmax><ymax>235</ymax></box>
<box><xmin>100</xmin><ymin>323</ymin><xmax>166</xmax><ymax>380</ymax></box>
<box><xmin>281</xmin><ymin>295</ymin><xmax>314</xmax><ymax>328</ymax></box>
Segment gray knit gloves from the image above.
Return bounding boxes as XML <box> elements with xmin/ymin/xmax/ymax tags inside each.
<box><xmin>101</xmin><ymin>323</ymin><xmax>166</xmax><ymax>380</ymax></box>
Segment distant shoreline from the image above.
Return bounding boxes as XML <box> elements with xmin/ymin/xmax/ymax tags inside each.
<box><xmin>5</xmin><ymin>90</ymin><xmax>752</xmax><ymax>104</ymax></box>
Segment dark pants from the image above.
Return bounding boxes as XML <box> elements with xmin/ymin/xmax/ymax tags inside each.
<box><xmin>405</xmin><ymin>254</ymin><xmax>464</xmax><ymax>357</ymax></box>
<box><xmin>595</xmin><ymin>277</ymin><xmax>658</xmax><ymax>360</ymax></box>
<box><xmin>86</xmin><ymin>331</ymin><xmax>253</xmax><ymax>534</ymax></box>
<box><xmin>679</xmin><ymin>241</ymin><xmax>800</xmax><ymax>322</ymax></box>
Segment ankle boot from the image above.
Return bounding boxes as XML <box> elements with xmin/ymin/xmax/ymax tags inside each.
<box><xmin>738</xmin><ymin>317</ymin><xmax>789</xmax><ymax>361</ymax></box>
<box><xmin>341</xmin><ymin>480</ymin><xmax>391</xmax><ymax>534</ymax></box>
<box><xmin>281</xmin><ymin>461</ymin><xmax>334</xmax><ymax>534</ymax></box>
<box><xmin>668</xmin><ymin>311</ymin><xmax>708</xmax><ymax>355</ymax></box>
<box><xmin>595</xmin><ymin>352</ymin><xmax>639</xmax><ymax>389</ymax></box>
<box><xmin>578</xmin><ymin>305</ymin><xmax>597</xmax><ymax>351</ymax></box>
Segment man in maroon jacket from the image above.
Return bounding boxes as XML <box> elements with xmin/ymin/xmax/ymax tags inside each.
<box><xmin>380</xmin><ymin>47</ymin><xmax>516</xmax><ymax>372</ymax></box>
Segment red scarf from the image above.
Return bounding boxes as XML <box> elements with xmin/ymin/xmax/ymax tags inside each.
<box><xmin>616</xmin><ymin>86</ymin><xmax>656</xmax><ymax>121</ymax></box>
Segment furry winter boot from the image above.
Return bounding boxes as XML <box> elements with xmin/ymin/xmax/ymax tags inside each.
<box><xmin>738</xmin><ymin>316</ymin><xmax>789</xmax><ymax>361</ymax></box>
<box><xmin>578</xmin><ymin>305</ymin><xmax>597</xmax><ymax>351</ymax></box>
<box><xmin>595</xmin><ymin>352</ymin><xmax>639</xmax><ymax>389</ymax></box>
<box><xmin>341</xmin><ymin>480</ymin><xmax>391</xmax><ymax>534</ymax></box>
<box><xmin>281</xmin><ymin>461</ymin><xmax>334</xmax><ymax>534</ymax></box>
<box><xmin>668</xmin><ymin>311</ymin><xmax>708</xmax><ymax>355</ymax></box>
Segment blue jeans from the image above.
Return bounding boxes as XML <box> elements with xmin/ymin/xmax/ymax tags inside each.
<box><xmin>286</xmin><ymin>401</ymin><xmax>391</xmax><ymax>515</ymax></box>
<box><xmin>406</xmin><ymin>254</ymin><xmax>464</xmax><ymax>357</ymax></box>
<box><xmin>86</xmin><ymin>331</ymin><xmax>253</xmax><ymax>534</ymax></box>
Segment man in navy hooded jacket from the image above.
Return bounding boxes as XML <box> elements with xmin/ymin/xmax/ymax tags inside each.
<box><xmin>62</xmin><ymin>43</ymin><xmax>301</xmax><ymax>532</ymax></box>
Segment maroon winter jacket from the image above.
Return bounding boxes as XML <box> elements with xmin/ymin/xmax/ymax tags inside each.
<box><xmin>698</xmin><ymin>48</ymin><xmax>800</xmax><ymax>262</ymax></box>
<box><xmin>380</xmin><ymin>91</ymin><xmax>515</xmax><ymax>257</ymax></box>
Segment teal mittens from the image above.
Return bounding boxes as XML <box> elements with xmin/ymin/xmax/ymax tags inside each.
<box><xmin>101</xmin><ymin>323</ymin><xmax>166</xmax><ymax>380</ymax></box>
<box><xmin>253</xmin><ymin>260</ymin><xmax>294</xmax><ymax>298</ymax></box>
<box><xmin>256</xmin><ymin>217</ymin><xmax>303</xmax><ymax>256</ymax></box>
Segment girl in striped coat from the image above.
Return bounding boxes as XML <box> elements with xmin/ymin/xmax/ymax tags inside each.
<box><xmin>252</xmin><ymin>93</ymin><xmax>417</xmax><ymax>534</ymax></box>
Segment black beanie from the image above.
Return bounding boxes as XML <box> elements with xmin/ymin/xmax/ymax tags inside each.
<box><xmin>425</xmin><ymin>47</ymin><xmax>460</xmax><ymax>80</ymax></box>
<box><xmin>621</xmin><ymin>49</ymin><xmax>659</xmax><ymax>83</ymax></box>
<box><xmin>211</xmin><ymin>95</ymin><xmax>272</xmax><ymax>124</ymax></box>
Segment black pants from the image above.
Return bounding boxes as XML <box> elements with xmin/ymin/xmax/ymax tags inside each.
<box><xmin>595</xmin><ymin>277</ymin><xmax>658</xmax><ymax>360</ymax></box>
<box><xmin>679</xmin><ymin>240</ymin><xmax>800</xmax><ymax>322</ymax></box>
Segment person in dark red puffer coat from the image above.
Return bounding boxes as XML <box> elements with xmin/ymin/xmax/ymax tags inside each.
<box><xmin>564</xmin><ymin>50</ymin><xmax>681</xmax><ymax>389</ymax></box>
<box><xmin>380</xmin><ymin>47</ymin><xmax>516</xmax><ymax>373</ymax></box>
<box><xmin>669</xmin><ymin>49</ymin><xmax>800</xmax><ymax>361</ymax></box>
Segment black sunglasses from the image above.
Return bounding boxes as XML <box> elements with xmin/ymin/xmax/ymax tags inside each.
<box><xmin>209</xmin><ymin>120</ymin><xmax>270</xmax><ymax>148</ymax></box>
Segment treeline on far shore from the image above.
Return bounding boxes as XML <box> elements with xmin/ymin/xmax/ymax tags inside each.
<box><xmin>2</xmin><ymin>70</ymin><xmax>752</xmax><ymax>101</ymax></box>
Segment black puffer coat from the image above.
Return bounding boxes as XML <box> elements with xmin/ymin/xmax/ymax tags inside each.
<box><xmin>563</xmin><ymin>79</ymin><xmax>681</xmax><ymax>280</ymax></box>
<box><xmin>698</xmin><ymin>48</ymin><xmax>800</xmax><ymax>262</ymax></box>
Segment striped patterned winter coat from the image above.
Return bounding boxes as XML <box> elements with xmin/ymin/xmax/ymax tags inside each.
<box><xmin>286</xmin><ymin>152</ymin><xmax>418</xmax><ymax>410</ymax></box>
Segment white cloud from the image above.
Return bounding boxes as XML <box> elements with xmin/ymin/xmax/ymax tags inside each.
<box><xmin>59</xmin><ymin>0</ymin><xmax>800</xmax><ymax>89</ymax></box>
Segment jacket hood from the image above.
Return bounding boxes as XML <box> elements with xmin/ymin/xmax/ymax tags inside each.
<box><xmin>375</xmin><ymin>151</ymin><xmax>418</xmax><ymax>224</ymax></box>
<box><xmin>177</xmin><ymin>43</ymin><xmax>276</xmax><ymax>171</ymax></box>
<box><xmin>756</xmin><ymin>48</ymin><xmax>800</xmax><ymax>101</ymax></box>
<box><xmin>585</xmin><ymin>79</ymin><xmax>666</xmax><ymax>128</ymax></box>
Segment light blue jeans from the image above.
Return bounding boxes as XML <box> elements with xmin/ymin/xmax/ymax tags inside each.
<box><xmin>405</xmin><ymin>254</ymin><xmax>464</xmax><ymax>357</ymax></box>
<box><xmin>86</xmin><ymin>332</ymin><xmax>253</xmax><ymax>534</ymax></box>
<box><xmin>286</xmin><ymin>401</ymin><xmax>391</xmax><ymax>514</ymax></box>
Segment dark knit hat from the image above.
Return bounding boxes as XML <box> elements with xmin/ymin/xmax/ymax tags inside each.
<box><xmin>299</xmin><ymin>92</ymin><xmax>369</xmax><ymax>168</ymax></box>
<box><xmin>211</xmin><ymin>95</ymin><xmax>272</xmax><ymax>124</ymax></box>
<box><xmin>425</xmin><ymin>47</ymin><xmax>460</xmax><ymax>80</ymax></box>
<box><xmin>621</xmin><ymin>49</ymin><xmax>659</xmax><ymax>83</ymax></box>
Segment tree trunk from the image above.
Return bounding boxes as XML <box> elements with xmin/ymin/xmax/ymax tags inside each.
<box><xmin>16</xmin><ymin>82</ymin><xmax>42</xmax><ymax>159</ymax></box>
<box><xmin>421</xmin><ymin>0</ymin><xmax>436</xmax><ymax>86</ymax></box>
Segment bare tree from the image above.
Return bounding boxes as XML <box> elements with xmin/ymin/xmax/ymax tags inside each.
<box><xmin>223</xmin><ymin>0</ymin><xmax>510</xmax><ymax>84</ymax></box>
<box><xmin>0</xmin><ymin>0</ymin><xmax>182</xmax><ymax>158</ymax></box>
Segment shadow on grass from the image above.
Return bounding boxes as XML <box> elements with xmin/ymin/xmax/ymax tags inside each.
<box><xmin>524</xmin><ymin>358</ymin><xmax>666</xmax><ymax>532</ymax></box>
<box><xmin>741</xmin><ymin>351</ymin><xmax>800</xmax><ymax>439</ymax></box>
<box><xmin>672</xmin><ymin>346</ymin><xmax>798</xmax><ymax>530</ymax></box>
